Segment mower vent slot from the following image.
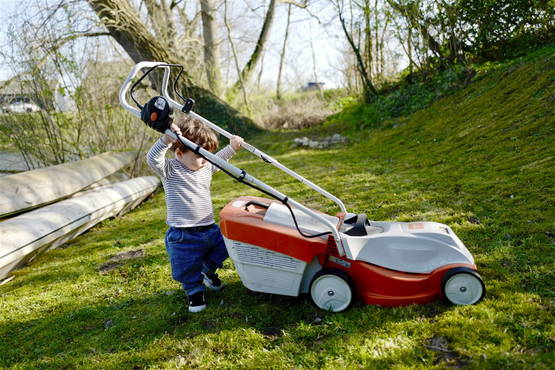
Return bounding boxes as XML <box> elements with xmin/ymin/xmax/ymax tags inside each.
<box><xmin>232</xmin><ymin>241</ymin><xmax>300</xmax><ymax>270</ymax></box>
<box><xmin>326</xmin><ymin>236</ymin><xmax>339</xmax><ymax>255</ymax></box>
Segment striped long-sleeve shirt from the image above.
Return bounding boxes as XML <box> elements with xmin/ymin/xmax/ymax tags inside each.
<box><xmin>146</xmin><ymin>138</ymin><xmax>236</xmax><ymax>227</ymax></box>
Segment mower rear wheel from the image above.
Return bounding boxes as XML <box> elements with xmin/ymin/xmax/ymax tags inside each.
<box><xmin>309</xmin><ymin>268</ymin><xmax>353</xmax><ymax>312</ymax></box>
<box><xmin>442</xmin><ymin>267</ymin><xmax>485</xmax><ymax>305</ymax></box>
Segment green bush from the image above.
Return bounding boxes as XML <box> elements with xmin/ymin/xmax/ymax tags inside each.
<box><xmin>459</xmin><ymin>0</ymin><xmax>555</xmax><ymax>61</ymax></box>
<box><xmin>327</xmin><ymin>65</ymin><xmax>475</xmax><ymax>131</ymax></box>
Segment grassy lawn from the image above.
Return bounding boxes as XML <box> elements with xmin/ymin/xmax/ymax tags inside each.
<box><xmin>1</xmin><ymin>47</ymin><xmax>554</xmax><ymax>368</ymax></box>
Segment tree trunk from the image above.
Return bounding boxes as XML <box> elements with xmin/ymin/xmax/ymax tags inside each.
<box><xmin>363</xmin><ymin>0</ymin><xmax>373</xmax><ymax>80</ymax></box>
<box><xmin>200</xmin><ymin>0</ymin><xmax>223</xmax><ymax>96</ymax></box>
<box><xmin>144</xmin><ymin>0</ymin><xmax>177</xmax><ymax>51</ymax></box>
<box><xmin>336</xmin><ymin>1</ymin><xmax>378</xmax><ymax>102</ymax></box>
<box><xmin>223</xmin><ymin>0</ymin><xmax>250</xmax><ymax>109</ymax></box>
<box><xmin>257</xmin><ymin>51</ymin><xmax>265</xmax><ymax>90</ymax></box>
<box><xmin>408</xmin><ymin>25</ymin><xmax>413</xmax><ymax>81</ymax></box>
<box><xmin>86</xmin><ymin>0</ymin><xmax>260</xmax><ymax>137</ymax></box>
<box><xmin>87</xmin><ymin>0</ymin><xmax>178</xmax><ymax>80</ymax></box>
<box><xmin>276</xmin><ymin>3</ymin><xmax>292</xmax><ymax>100</ymax></box>
<box><xmin>227</xmin><ymin>0</ymin><xmax>277</xmax><ymax>98</ymax></box>
<box><xmin>379</xmin><ymin>10</ymin><xmax>390</xmax><ymax>79</ymax></box>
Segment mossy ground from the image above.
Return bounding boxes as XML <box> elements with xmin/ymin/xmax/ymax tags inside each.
<box><xmin>1</xmin><ymin>46</ymin><xmax>554</xmax><ymax>368</ymax></box>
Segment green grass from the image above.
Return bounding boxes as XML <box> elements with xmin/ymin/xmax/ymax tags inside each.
<box><xmin>1</xmin><ymin>46</ymin><xmax>554</xmax><ymax>368</ymax></box>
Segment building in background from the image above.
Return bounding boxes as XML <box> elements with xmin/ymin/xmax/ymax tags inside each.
<box><xmin>301</xmin><ymin>82</ymin><xmax>326</xmax><ymax>92</ymax></box>
<box><xmin>0</xmin><ymin>79</ymin><xmax>75</xmax><ymax>113</ymax></box>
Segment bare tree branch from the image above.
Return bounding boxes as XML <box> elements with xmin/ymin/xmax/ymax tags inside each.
<box><xmin>0</xmin><ymin>31</ymin><xmax>110</xmax><ymax>90</ymax></box>
<box><xmin>279</xmin><ymin>0</ymin><xmax>307</xmax><ymax>8</ymax></box>
<box><xmin>223</xmin><ymin>0</ymin><xmax>249</xmax><ymax>109</ymax></box>
<box><xmin>333</xmin><ymin>0</ymin><xmax>378</xmax><ymax>101</ymax></box>
<box><xmin>276</xmin><ymin>3</ymin><xmax>292</xmax><ymax>99</ymax></box>
<box><xmin>227</xmin><ymin>0</ymin><xmax>277</xmax><ymax>98</ymax></box>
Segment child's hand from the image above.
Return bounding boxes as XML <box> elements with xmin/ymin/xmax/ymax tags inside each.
<box><xmin>230</xmin><ymin>135</ymin><xmax>244</xmax><ymax>151</ymax></box>
<box><xmin>162</xmin><ymin>123</ymin><xmax>182</xmax><ymax>145</ymax></box>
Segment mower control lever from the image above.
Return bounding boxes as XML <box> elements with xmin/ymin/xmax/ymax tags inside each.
<box><xmin>181</xmin><ymin>98</ymin><xmax>194</xmax><ymax>113</ymax></box>
<box><xmin>244</xmin><ymin>200</ymin><xmax>270</xmax><ymax>210</ymax></box>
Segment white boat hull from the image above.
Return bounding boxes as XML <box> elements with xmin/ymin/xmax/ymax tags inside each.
<box><xmin>0</xmin><ymin>151</ymin><xmax>136</xmax><ymax>218</ymax></box>
<box><xmin>0</xmin><ymin>176</ymin><xmax>160</xmax><ymax>280</ymax></box>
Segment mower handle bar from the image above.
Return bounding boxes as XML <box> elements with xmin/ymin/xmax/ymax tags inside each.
<box><xmin>119</xmin><ymin>61</ymin><xmax>165</xmax><ymax>118</ymax></box>
<box><xmin>119</xmin><ymin>62</ymin><xmax>346</xmax><ymax>254</ymax></box>
<box><xmin>159</xmin><ymin>66</ymin><xmax>347</xmax><ymax>214</ymax></box>
<box><xmin>164</xmin><ymin>129</ymin><xmax>346</xmax><ymax>256</ymax></box>
<box><xmin>120</xmin><ymin>62</ymin><xmax>345</xmax><ymax>212</ymax></box>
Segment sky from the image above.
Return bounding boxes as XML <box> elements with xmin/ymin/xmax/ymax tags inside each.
<box><xmin>0</xmin><ymin>0</ymin><xmax>21</xmax><ymax>80</ymax></box>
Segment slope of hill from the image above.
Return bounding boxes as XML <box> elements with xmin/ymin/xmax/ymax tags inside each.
<box><xmin>0</xmin><ymin>46</ymin><xmax>553</xmax><ymax>368</ymax></box>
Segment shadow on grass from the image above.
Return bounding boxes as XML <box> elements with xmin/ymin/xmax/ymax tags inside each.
<box><xmin>0</xmin><ymin>276</ymin><xmax>430</xmax><ymax>368</ymax></box>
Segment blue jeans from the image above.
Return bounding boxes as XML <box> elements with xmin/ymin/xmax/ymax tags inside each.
<box><xmin>165</xmin><ymin>224</ymin><xmax>229</xmax><ymax>296</ymax></box>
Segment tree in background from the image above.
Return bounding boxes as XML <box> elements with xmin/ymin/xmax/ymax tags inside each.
<box><xmin>276</xmin><ymin>3</ymin><xmax>293</xmax><ymax>100</ymax></box>
<box><xmin>387</xmin><ymin>0</ymin><xmax>554</xmax><ymax>72</ymax></box>
<box><xmin>1</xmin><ymin>0</ymin><xmax>553</xmax><ymax>156</ymax></box>
<box><xmin>200</xmin><ymin>0</ymin><xmax>223</xmax><ymax>96</ymax></box>
<box><xmin>225</xmin><ymin>0</ymin><xmax>277</xmax><ymax>100</ymax></box>
<box><xmin>86</xmin><ymin>0</ymin><xmax>258</xmax><ymax>137</ymax></box>
<box><xmin>332</xmin><ymin>0</ymin><xmax>379</xmax><ymax>103</ymax></box>
<box><xmin>459</xmin><ymin>0</ymin><xmax>555</xmax><ymax>61</ymax></box>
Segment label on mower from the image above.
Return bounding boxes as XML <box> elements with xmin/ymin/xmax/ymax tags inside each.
<box><xmin>231</xmin><ymin>200</ymin><xmax>246</xmax><ymax>208</ymax></box>
<box><xmin>329</xmin><ymin>255</ymin><xmax>351</xmax><ymax>268</ymax></box>
<box><xmin>408</xmin><ymin>223</ymin><xmax>425</xmax><ymax>230</ymax></box>
<box><xmin>154</xmin><ymin>97</ymin><xmax>166</xmax><ymax>110</ymax></box>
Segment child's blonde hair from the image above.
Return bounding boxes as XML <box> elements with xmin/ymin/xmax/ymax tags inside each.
<box><xmin>171</xmin><ymin>116</ymin><xmax>218</xmax><ymax>153</ymax></box>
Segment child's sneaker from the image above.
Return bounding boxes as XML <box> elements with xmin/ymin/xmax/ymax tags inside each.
<box><xmin>202</xmin><ymin>272</ymin><xmax>223</xmax><ymax>291</ymax></box>
<box><xmin>188</xmin><ymin>291</ymin><xmax>206</xmax><ymax>313</ymax></box>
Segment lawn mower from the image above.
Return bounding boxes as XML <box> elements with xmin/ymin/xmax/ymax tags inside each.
<box><xmin>119</xmin><ymin>62</ymin><xmax>485</xmax><ymax>312</ymax></box>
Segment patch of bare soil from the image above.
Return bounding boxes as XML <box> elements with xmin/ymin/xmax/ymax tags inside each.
<box><xmin>425</xmin><ymin>336</ymin><xmax>470</xmax><ymax>368</ymax></box>
<box><xmin>99</xmin><ymin>249</ymin><xmax>145</xmax><ymax>274</ymax></box>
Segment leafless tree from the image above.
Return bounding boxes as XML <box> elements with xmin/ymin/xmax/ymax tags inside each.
<box><xmin>226</xmin><ymin>0</ymin><xmax>277</xmax><ymax>99</ymax></box>
<box><xmin>86</xmin><ymin>0</ymin><xmax>258</xmax><ymax>135</ymax></box>
<box><xmin>332</xmin><ymin>0</ymin><xmax>378</xmax><ymax>102</ymax></box>
<box><xmin>223</xmin><ymin>0</ymin><xmax>250</xmax><ymax>109</ymax></box>
<box><xmin>200</xmin><ymin>0</ymin><xmax>223</xmax><ymax>96</ymax></box>
<box><xmin>276</xmin><ymin>3</ymin><xmax>293</xmax><ymax>99</ymax></box>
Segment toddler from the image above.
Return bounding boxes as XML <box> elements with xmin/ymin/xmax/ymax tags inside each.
<box><xmin>146</xmin><ymin>116</ymin><xmax>243</xmax><ymax>312</ymax></box>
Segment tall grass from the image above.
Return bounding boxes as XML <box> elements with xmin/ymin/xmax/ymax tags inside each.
<box><xmin>244</xmin><ymin>89</ymin><xmax>349</xmax><ymax>130</ymax></box>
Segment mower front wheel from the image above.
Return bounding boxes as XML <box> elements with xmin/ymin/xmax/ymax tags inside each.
<box><xmin>441</xmin><ymin>267</ymin><xmax>485</xmax><ymax>305</ymax></box>
<box><xmin>309</xmin><ymin>268</ymin><xmax>354</xmax><ymax>312</ymax></box>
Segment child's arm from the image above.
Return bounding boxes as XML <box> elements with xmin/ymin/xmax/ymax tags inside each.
<box><xmin>146</xmin><ymin>124</ymin><xmax>181</xmax><ymax>178</ymax></box>
<box><xmin>212</xmin><ymin>136</ymin><xmax>243</xmax><ymax>173</ymax></box>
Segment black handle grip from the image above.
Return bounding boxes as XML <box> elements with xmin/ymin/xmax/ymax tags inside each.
<box><xmin>244</xmin><ymin>200</ymin><xmax>270</xmax><ymax>210</ymax></box>
<box><xmin>182</xmin><ymin>98</ymin><xmax>195</xmax><ymax>113</ymax></box>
